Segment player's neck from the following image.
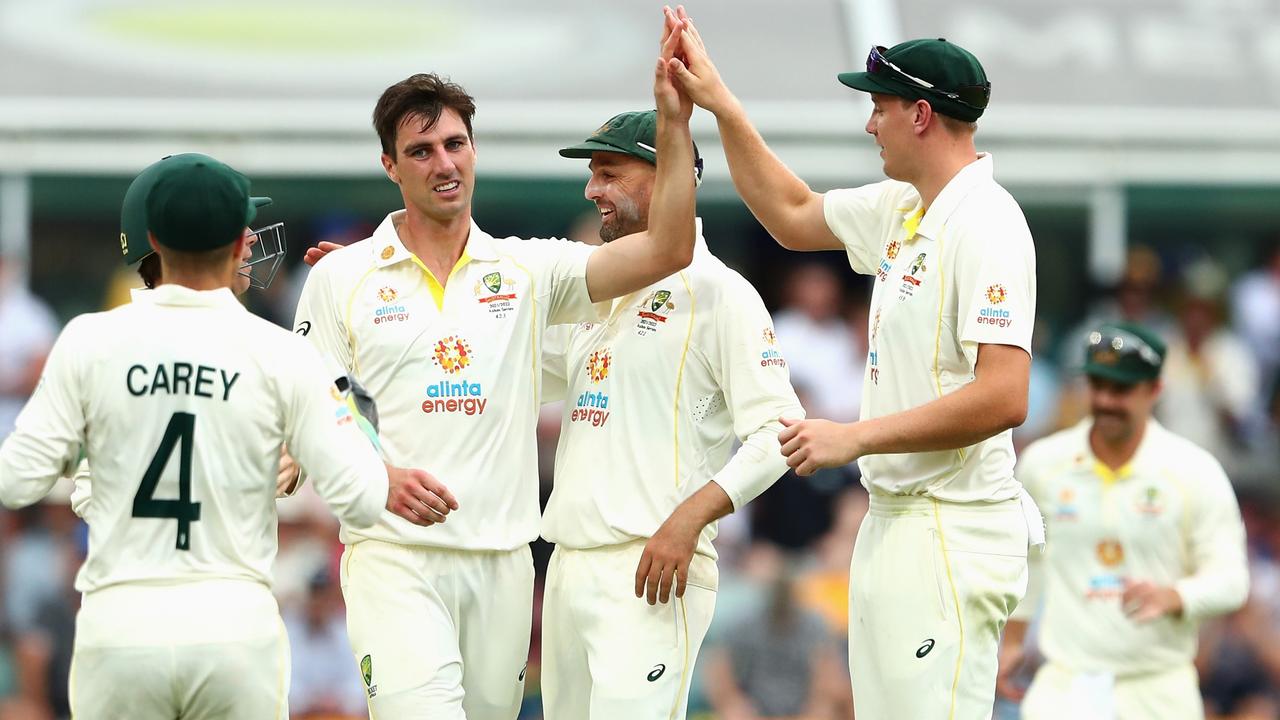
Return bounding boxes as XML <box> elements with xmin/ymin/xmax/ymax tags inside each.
<box><xmin>396</xmin><ymin>207</ymin><xmax>471</xmax><ymax>283</ymax></box>
<box><xmin>1088</xmin><ymin>417</ymin><xmax>1149</xmax><ymax>472</ymax></box>
<box><xmin>158</xmin><ymin>273</ymin><xmax>233</xmax><ymax>292</ymax></box>
<box><xmin>912</xmin><ymin>141</ymin><xmax>978</xmax><ymax>213</ymax></box>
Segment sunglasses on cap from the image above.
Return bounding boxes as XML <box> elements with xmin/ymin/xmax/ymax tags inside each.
<box><xmin>1086</xmin><ymin>329</ymin><xmax>1162</xmax><ymax>369</ymax></box>
<box><xmin>866</xmin><ymin>46</ymin><xmax>991</xmax><ymax>110</ymax></box>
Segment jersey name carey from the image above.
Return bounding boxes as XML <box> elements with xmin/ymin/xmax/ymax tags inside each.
<box><xmin>126</xmin><ymin>362</ymin><xmax>240</xmax><ymax>402</ymax></box>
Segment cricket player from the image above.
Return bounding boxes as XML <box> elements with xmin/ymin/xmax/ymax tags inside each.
<box><xmin>664</xmin><ymin>8</ymin><xmax>1041</xmax><ymax>717</ymax></box>
<box><xmin>538</xmin><ymin>109</ymin><xmax>804</xmax><ymax>718</ymax></box>
<box><xmin>0</xmin><ymin>154</ymin><xmax>455</xmax><ymax>719</ymax></box>
<box><xmin>292</xmin><ymin>19</ymin><xmax>696</xmax><ymax>718</ymax></box>
<box><xmin>71</xmin><ymin>153</ymin><xmax>297</xmax><ymax>518</ymax></box>
<box><xmin>998</xmin><ymin>322</ymin><xmax>1249</xmax><ymax>719</ymax></box>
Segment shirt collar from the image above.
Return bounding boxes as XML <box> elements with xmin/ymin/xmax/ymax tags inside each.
<box><xmin>371</xmin><ymin>211</ymin><xmax>499</xmax><ymax>268</ymax></box>
<box><xmin>141</xmin><ymin>284</ymin><xmax>244</xmax><ymax>310</ymax></box>
<box><xmin>908</xmin><ymin>153</ymin><xmax>995</xmax><ymax>241</ymax></box>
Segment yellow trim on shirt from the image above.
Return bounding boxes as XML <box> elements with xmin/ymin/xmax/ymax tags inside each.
<box><xmin>672</xmin><ymin>271</ymin><xmax>695</xmax><ymax>487</ymax></box>
<box><xmin>409</xmin><ymin>251</ymin><xmax>472</xmax><ymax>311</ymax></box>
<box><xmin>1091</xmin><ymin>460</ymin><xmax>1133</xmax><ymax>486</ymax></box>
<box><xmin>344</xmin><ymin>266</ymin><xmax>380</xmax><ymax>378</ymax></box>
<box><xmin>930</xmin><ymin>227</ymin><xmax>965</xmax><ymax>466</ymax></box>
<box><xmin>902</xmin><ymin>206</ymin><xmax>925</xmax><ymax>238</ymax></box>
<box><xmin>667</xmin><ymin>597</ymin><xmax>692</xmax><ymax>720</ymax></box>
<box><xmin>274</xmin><ymin>615</ymin><xmax>289</xmax><ymax>720</ymax></box>
<box><xmin>500</xmin><ymin>254</ymin><xmax>540</xmax><ymax>414</ymax></box>
<box><xmin>932</xmin><ymin>500</ymin><xmax>965</xmax><ymax>720</ymax></box>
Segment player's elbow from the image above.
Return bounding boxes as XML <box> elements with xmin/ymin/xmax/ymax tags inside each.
<box><xmin>1000</xmin><ymin>394</ymin><xmax>1029</xmax><ymax>431</ymax></box>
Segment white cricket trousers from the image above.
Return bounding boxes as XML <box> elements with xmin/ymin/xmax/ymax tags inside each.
<box><xmin>69</xmin><ymin>579</ymin><xmax>289</xmax><ymax>720</ymax></box>
<box><xmin>1022</xmin><ymin>661</ymin><xmax>1204</xmax><ymax>720</ymax></box>
<box><xmin>849</xmin><ymin>493</ymin><xmax>1032</xmax><ymax>720</ymax></box>
<box><xmin>541</xmin><ymin>541</ymin><xmax>717</xmax><ymax>720</ymax></box>
<box><xmin>339</xmin><ymin>539</ymin><xmax>534</xmax><ymax>720</ymax></box>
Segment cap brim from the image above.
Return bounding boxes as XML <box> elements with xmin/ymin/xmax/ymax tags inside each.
<box><xmin>1082</xmin><ymin>362</ymin><xmax>1148</xmax><ymax>385</ymax></box>
<box><xmin>837</xmin><ymin>71</ymin><xmax>908</xmax><ymax>96</ymax></box>
<box><xmin>558</xmin><ymin>140</ymin><xmax>632</xmax><ymax>159</ymax></box>
<box><xmin>251</xmin><ymin>196</ymin><xmax>272</xmax><ymax>208</ymax></box>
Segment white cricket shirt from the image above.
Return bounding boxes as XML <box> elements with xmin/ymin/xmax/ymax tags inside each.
<box><xmin>540</xmin><ymin>230</ymin><xmax>804</xmax><ymax>560</ymax></box>
<box><xmin>294</xmin><ymin>211</ymin><xmax>603</xmax><ymax>550</ymax></box>
<box><xmin>823</xmin><ymin>154</ymin><xmax>1035</xmax><ymax>502</ymax></box>
<box><xmin>0</xmin><ymin>285</ymin><xmax>388</xmax><ymax>594</ymax></box>
<box><xmin>1014</xmin><ymin>419</ymin><xmax>1249</xmax><ymax>675</ymax></box>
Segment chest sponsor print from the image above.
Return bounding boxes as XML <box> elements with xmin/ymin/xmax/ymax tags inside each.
<box><xmin>422</xmin><ymin>335</ymin><xmax>487</xmax><ymax>416</ymax></box>
<box><xmin>571</xmin><ymin>348</ymin><xmax>612</xmax><ymax>428</ymax></box>
<box><xmin>760</xmin><ymin>327</ymin><xmax>786</xmax><ymax>368</ymax></box>
<box><xmin>373</xmin><ymin>285</ymin><xmax>410</xmax><ymax>325</ymax></box>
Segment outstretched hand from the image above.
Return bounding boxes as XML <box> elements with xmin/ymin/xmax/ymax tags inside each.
<box><xmin>303</xmin><ymin>241</ymin><xmax>344</xmax><ymax>267</ymax></box>
<box><xmin>655</xmin><ymin>6</ymin><xmax>693</xmax><ymax>122</ymax></box>
<box><xmin>777</xmin><ymin>417</ymin><xmax>861</xmax><ymax>476</ymax></box>
<box><xmin>662</xmin><ymin>5</ymin><xmax>736</xmax><ymax>116</ymax></box>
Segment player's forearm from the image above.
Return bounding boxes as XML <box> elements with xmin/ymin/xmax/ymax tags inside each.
<box><xmin>850</xmin><ymin>376</ymin><xmax>1027</xmax><ymax>457</ymax></box>
<box><xmin>1002</xmin><ymin>619</ymin><xmax>1029</xmax><ymax>649</ymax></box>
<box><xmin>714</xmin><ymin>102</ymin><xmax>821</xmax><ymax>249</ymax></box>
<box><xmin>668</xmin><ymin>480</ymin><xmax>735</xmax><ymax>531</ymax></box>
<box><xmin>644</xmin><ymin>113</ymin><xmax>697</xmax><ymax>273</ymax></box>
<box><xmin>1175</xmin><ymin>558</ymin><xmax>1250</xmax><ymax>619</ymax></box>
<box><xmin>713</xmin><ymin>421</ymin><xmax>793</xmax><ymax>509</ymax></box>
<box><xmin>0</xmin><ymin>432</ymin><xmax>71</xmax><ymax>509</ymax></box>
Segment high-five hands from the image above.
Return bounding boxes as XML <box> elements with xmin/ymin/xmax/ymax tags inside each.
<box><xmin>662</xmin><ymin>5</ymin><xmax>737</xmax><ymax>116</ymax></box>
<box><xmin>656</xmin><ymin>6</ymin><xmax>693</xmax><ymax>122</ymax></box>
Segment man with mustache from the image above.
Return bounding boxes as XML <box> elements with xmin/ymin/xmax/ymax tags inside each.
<box><xmin>999</xmin><ymin>321</ymin><xmax>1249</xmax><ymax>719</ymax></box>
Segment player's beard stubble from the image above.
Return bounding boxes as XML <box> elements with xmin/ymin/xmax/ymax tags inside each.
<box><xmin>599</xmin><ymin>194</ymin><xmax>646</xmax><ymax>244</ymax></box>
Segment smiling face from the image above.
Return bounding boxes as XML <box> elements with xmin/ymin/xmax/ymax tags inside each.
<box><xmin>381</xmin><ymin>107</ymin><xmax>476</xmax><ymax>224</ymax></box>
<box><xmin>583</xmin><ymin>152</ymin><xmax>655</xmax><ymax>243</ymax></box>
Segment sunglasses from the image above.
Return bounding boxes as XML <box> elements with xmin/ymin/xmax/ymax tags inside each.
<box><xmin>1086</xmin><ymin>329</ymin><xmax>1162</xmax><ymax>369</ymax></box>
<box><xmin>866</xmin><ymin>46</ymin><xmax>991</xmax><ymax>110</ymax></box>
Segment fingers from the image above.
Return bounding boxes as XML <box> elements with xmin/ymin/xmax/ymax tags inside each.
<box><xmin>646</xmin><ymin>565</ymin><xmax>662</xmax><ymax>605</ymax></box>
<box><xmin>303</xmin><ymin>248</ymin><xmax>325</xmax><ymax>267</ymax></box>
<box><xmin>659</xmin><ymin>16</ymin><xmax>682</xmax><ymax>62</ymax></box>
<box><xmin>636</xmin><ymin>551</ymin><xmax>653</xmax><ymax>598</ymax></box>
<box><xmin>418</xmin><ymin>471</ymin><xmax>460</xmax><ymax>510</ymax></box>
<box><xmin>674</xmin><ymin>562</ymin><xmax>688</xmax><ymax>599</ymax></box>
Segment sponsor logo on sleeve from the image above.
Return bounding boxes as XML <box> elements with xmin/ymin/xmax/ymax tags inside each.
<box><xmin>760</xmin><ymin>327</ymin><xmax>786</xmax><ymax>368</ymax></box>
<box><xmin>975</xmin><ymin>283</ymin><xmax>1013</xmax><ymax>328</ymax></box>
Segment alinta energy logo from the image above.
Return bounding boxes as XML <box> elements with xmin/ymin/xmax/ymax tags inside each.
<box><xmin>572</xmin><ymin>347</ymin><xmax>612</xmax><ymax>428</ymax></box>
<box><xmin>373</xmin><ymin>285</ymin><xmax>409</xmax><ymax>325</ymax></box>
<box><xmin>424</xmin><ymin>336</ymin><xmax>486</xmax><ymax>416</ymax></box>
<box><xmin>977</xmin><ymin>283</ymin><xmax>1013</xmax><ymax>328</ymax></box>
<box><xmin>760</xmin><ymin>326</ymin><xmax>786</xmax><ymax>368</ymax></box>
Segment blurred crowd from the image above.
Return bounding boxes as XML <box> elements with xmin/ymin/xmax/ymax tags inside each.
<box><xmin>1</xmin><ymin>225</ymin><xmax>1278</xmax><ymax>719</ymax></box>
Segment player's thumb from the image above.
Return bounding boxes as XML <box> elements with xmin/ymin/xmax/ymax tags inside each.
<box><xmin>779</xmin><ymin>416</ymin><xmax>799</xmax><ymax>427</ymax></box>
<box><xmin>668</xmin><ymin>57</ymin><xmax>693</xmax><ymax>81</ymax></box>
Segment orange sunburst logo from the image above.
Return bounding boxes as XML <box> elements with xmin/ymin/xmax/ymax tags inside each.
<box><xmin>432</xmin><ymin>336</ymin><xmax>472</xmax><ymax>374</ymax></box>
<box><xmin>587</xmin><ymin>349</ymin><xmax>611</xmax><ymax>384</ymax></box>
<box><xmin>886</xmin><ymin>240</ymin><xmax>901</xmax><ymax>260</ymax></box>
<box><xmin>378</xmin><ymin>286</ymin><xmax>398</xmax><ymax>303</ymax></box>
<box><xmin>985</xmin><ymin>284</ymin><xmax>1007</xmax><ymax>304</ymax></box>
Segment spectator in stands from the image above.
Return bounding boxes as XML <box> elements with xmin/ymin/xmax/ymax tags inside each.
<box><xmin>0</xmin><ymin>254</ymin><xmax>58</xmax><ymax>441</ymax></box>
<box><xmin>772</xmin><ymin>262</ymin><xmax>863</xmax><ymax>422</ymax></box>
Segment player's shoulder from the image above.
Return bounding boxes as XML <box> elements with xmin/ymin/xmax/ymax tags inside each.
<box><xmin>825</xmin><ymin>178</ymin><xmax>915</xmax><ymax>211</ymax></box>
<box><xmin>308</xmin><ymin>238</ymin><xmax>376</xmax><ymax>283</ymax></box>
<box><xmin>1019</xmin><ymin>421</ymin><xmax>1089</xmax><ymax>472</ymax></box>
<box><xmin>1146</xmin><ymin>421</ymin><xmax>1231</xmax><ymax>485</ymax></box>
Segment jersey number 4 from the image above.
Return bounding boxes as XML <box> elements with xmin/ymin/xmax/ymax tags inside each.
<box><xmin>132</xmin><ymin>412</ymin><xmax>202</xmax><ymax>550</ymax></box>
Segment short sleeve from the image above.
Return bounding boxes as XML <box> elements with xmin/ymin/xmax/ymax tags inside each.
<box><xmin>954</xmin><ymin>206</ymin><xmax>1036</xmax><ymax>364</ymax></box>
<box><xmin>823</xmin><ymin>180</ymin><xmax>906</xmax><ymax>276</ymax></box>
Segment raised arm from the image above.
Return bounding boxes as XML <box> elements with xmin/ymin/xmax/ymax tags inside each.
<box><xmin>584</xmin><ymin>11</ymin><xmax>697</xmax><ymax>302</ymax></box>
<box><xmin>667</xmin><ymin>6</ymin><xmax>841</xmax><ymax>252</ymax></box>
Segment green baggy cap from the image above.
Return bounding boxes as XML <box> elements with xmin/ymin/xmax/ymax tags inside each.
<box><xmin>837</xmin><ymin>38</ymin><xmax>990</xmax><ymax>122</ymax></box>
<box><xmin>1082</xmin><ymin>321</ymin><xmax>1167</xmax><ymax>384</ymax></box>
<box><xmin>120</xmin><ymin>153</ymin><xmax>270</xmax><ymax>264</ymax></box>
<box><xmin>559</xmin><ymin>110</ymin><xmax>703</xmax><ymax>184</ymax></box>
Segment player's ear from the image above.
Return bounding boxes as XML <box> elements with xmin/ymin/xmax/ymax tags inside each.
<box><xmin>381</xmin><ymin>153</ymin><xmax>400</xmax><ymax>185</ymax></box>
<box><xmin>147</xmin><ymin>231</ymin><xmax>162</xmax><ymax>254</ymax></box>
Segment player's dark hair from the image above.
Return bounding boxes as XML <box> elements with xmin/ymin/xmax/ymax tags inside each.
<box><xmin>138</xmin><ymin>253</ymin><xmax>162</xmax><ymax>289</ymax></box>
<box><xmin>373</xmin><ymin>73</ymin><xmax>476</xmax><ymax>159</ymax></box>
